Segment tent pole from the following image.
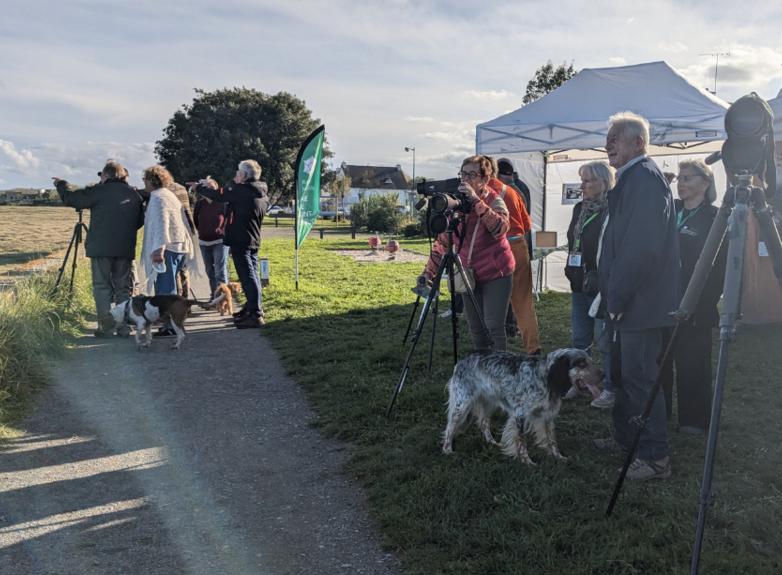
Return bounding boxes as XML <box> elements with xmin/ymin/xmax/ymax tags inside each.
<box><xmin>541</xmin><ymin>152</ymin><xmax>548</xmax><ymax>289</ymax></box>
<box><xmin>542</xmin><ymin>152</ymin><xmax>548</xmax><ymax>232</ymax></box>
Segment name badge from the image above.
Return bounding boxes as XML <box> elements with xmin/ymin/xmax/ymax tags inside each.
<box><xmin>568</xmin><ymin>252</ymin><xmax>582</xmax><ymax>267</ymax></box>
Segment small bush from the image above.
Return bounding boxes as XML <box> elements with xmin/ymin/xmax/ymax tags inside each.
<box><xmin>350</xmin><ymin>193</ymin><xmax>405</xmax><ymax>234</ymax></box>
<box><xmin>402</xmin><ymin>223</ymin><xmax>421</xmax><ymax>237</ymax></box>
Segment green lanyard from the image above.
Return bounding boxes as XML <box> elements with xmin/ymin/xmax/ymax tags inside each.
<box><xmin>677</xmin><ymin>205</ymin><xmax>701</xmax><ymax>229</ymax></box>
<box><xmin>574</xmin><ymin>213</ymin><xmax>599</xmax><ymax>251</ymax></box>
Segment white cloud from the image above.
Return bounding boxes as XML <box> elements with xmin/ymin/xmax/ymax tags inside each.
<box><xmin>608</xmin><ymin>57</ymin><xmax>627</xmax><ymax>66</ymax></box>
<box><xmin>460</xmin><ymin>89</ymin><xmax>514</xmax><ymax>101</ymax></box>
<box><xmin>658</xmin><ymin>41</ymin><xmax>688</xmax><ymax>53</ymax></box>
<box><xmin>404</xmin><ymin>116</ymin><xmax>435</xmax><ymax>123</ymax></box>
<box><xmin>0</xmin><ymin>140</ymin><xmax>41</xmax><ymax>173</ymax></box>
<box><xmin>681</xmin><ymin>44</ymin><xmax>782</xmax><ymax>95</ymax></box>
<box><xmin>0</xmin><ymin>139</ymin><xmax>155</xmax><ymax>188</ymax></box>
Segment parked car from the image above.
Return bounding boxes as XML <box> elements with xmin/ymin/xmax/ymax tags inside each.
<box><xmin>268</xmin><ymin>206</ymin><xmax>285</xmax><ymax>216</ymax></box>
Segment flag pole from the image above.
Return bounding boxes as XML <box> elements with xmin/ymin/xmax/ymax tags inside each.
<box><xmin>293</xmin><ymin>125</ymin><xmax>326</xmax><ymax>292</ymax></box>
<box><xmin>295</xmin><ymin>186</ymin><xmax>300</xmax><ymax>291</ymax></box>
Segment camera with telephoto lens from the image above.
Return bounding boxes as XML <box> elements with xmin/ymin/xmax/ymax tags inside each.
<box><xmin>416</xmin><ymin>178</ymin><xmax>472</xmax><ymax>234</ymax></box>
<box><xmin>705</xmin><ymin>93</ymin><xmax>778</xmax><ymax>201</ymax></box>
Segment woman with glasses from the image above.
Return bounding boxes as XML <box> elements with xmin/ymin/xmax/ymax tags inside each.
<box><xmin>417</xmin><ymin>155</ymin><xmax>514</xmax><ymax>350</ymax></box>
<box><xmin>564</xmin><ymin>161</ymin><xmax>615</xmax><ymax>407</ymax></box>
<box><xmin>659</xmin><ymin>159</ymin><xmax>727</xmax><ymax>435</ymax></box>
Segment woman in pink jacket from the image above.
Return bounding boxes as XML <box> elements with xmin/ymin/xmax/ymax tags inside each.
<box><xmin>418</xmin><ymin>155</ymin><xmax>515</xmax><ymax>350</ymax></box>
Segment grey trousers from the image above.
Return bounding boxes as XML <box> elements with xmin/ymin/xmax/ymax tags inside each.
<box><xmin>462</xmin><ymin>274</ymin><xmax>513</xmax><ymax>351</ymax></box>
<box><xmin>91</xmin><ymin>257</ymin><xmax>133</xmax><ymax>335</ymax></box>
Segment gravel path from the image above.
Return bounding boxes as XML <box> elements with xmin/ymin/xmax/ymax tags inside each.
<box><xmin>0</xmin><ymin>265</ymin><xmax>400</xmax><ymax>574</ymax></box>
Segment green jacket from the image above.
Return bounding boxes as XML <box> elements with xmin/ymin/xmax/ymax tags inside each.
<box><xmin>56</xmin><ymin>179</ymin><xmax>145</xmax><ymax>260</ymax></box>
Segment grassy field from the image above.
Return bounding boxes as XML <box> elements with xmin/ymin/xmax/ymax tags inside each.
<box><xmin>254</xmin><ymin>237</ymin><xmax>781</xmax><ymax>575</ymax></box>
<box><xmin>0</xmin><ymin>206</ymin><xmax>91</xmax><ymax>277</ymax></box>
<box><xmin>1</xmin><ymin>206</ymin><xmax>780</xmax><ymax>573</ymax></box>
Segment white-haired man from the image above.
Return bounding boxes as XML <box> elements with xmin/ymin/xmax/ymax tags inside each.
<box><xmin>593</xmin><ymin>112</ymin><xmax>680</xmax><ymax>481</ymax></box>
<box><xmin>192</xmin><ymin>160</ymin><xmax>269</xmax><ymax>328</ymax></box>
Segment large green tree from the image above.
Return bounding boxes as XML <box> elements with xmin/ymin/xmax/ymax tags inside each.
<box><xmin>155</xmin><ymin>88</ymin><xmax>331</xmax><ymax>200</ymax></box>
<box><xmin>522</xmin><ymin>61</ymin><xmax>578</xmax><ymax>105</ymax></box>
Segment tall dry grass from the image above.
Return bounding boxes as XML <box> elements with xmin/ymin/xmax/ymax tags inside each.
<box><xmin>0</xmin><ymin>265</ymin><xmax>92</xmax><ymax>435</ymax></box>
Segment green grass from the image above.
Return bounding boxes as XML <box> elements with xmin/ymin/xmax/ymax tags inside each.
<box><xmin>0</xmin><ymin>265</ymin><xmax>93</xmax><ymax>438</ymax></box>
<box><xmin>254</xmin><ymin>237</ymin><xmax>782</xmax><ymax>575</ymax></box>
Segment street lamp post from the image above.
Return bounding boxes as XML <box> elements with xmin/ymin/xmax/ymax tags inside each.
<box><xmin>405</xmin><ymin>146</ymin><xmax>416</xmax><ymax>213</ymax></box>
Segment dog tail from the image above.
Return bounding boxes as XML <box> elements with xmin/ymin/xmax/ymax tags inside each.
<box><xmin>187</xmin><ymin>293</ymin><xmax>227</xmax><ymax>309</ymax></box>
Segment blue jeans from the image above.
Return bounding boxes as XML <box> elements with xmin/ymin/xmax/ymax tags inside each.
<box><xmin>609</xmin><ymin>321</ymin><xmax>669</xmax><ymax>461</ymax></box>
<box><xmin>154</xmin><ymin>251</ymin><xmax>186</xmax><ymax>329</ymax></box>
<box><xmin>232</xmin><ymin>247</ymin><xmax>262</xmax><ymax>317</ymax></box>
<box><xmin>571</xmin><ymin>292</ymin><xmax>614</xmax><ymax>392</ymax></box>
<box><xmin>200</xmin><ymin>243</ymin><xmax>229</xmax><ymax>296</ymax></box>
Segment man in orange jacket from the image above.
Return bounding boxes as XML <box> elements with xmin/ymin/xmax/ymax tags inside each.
<box><xmin>487</xmin><ymin>174</ymin><xmax>541</xmax><ymax>354</ymax></box>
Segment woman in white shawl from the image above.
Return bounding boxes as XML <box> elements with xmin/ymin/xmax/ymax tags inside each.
<box><xmin>140</xmin><ymin>164</ymin><xmax>196</xmax><ymax>336</ymax></box>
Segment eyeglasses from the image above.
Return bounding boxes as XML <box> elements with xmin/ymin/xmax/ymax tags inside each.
<box><xmin>458</xmin><ymin>171</ymin><xmax>481</xmax><ymax>179</ymax></box>
<box><xmin>673</xmin><ymin>174</ymin><xmax>703</xmax><ymax>183</ymax></box>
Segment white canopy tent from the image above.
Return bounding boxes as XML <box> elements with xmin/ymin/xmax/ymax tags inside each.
<box><xmin>476</xmin><ymin>61</ymin><xmax>730</xmax><ymax>290</ymax></box>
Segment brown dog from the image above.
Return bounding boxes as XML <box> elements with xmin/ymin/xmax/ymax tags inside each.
<box><xmin>213</xmin><ymin>282</ymin><xmax>243</xmax><ymax>316</ymax></box>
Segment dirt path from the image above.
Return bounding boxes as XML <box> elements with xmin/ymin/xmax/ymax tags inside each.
<box><xmin>0</xmin><ymin>267</ymin><xmax>400</xmax><ymax>574</ymax></box>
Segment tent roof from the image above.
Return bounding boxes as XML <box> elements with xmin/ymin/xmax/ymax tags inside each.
<box><xmin>477</xmin><ymin>61</ymin><xmax>730</xmax><ymax>155</ymax></box>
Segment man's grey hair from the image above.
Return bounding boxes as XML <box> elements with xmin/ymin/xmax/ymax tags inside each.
<box><xmin>238</xmin><ymin>160</ymin><xmax>262</xmax><ymax>179</ymax></box>
<box><xmin>608</xmin><ymin>111</ymin><xmax>650</xmax><ymax>152</ymax></box>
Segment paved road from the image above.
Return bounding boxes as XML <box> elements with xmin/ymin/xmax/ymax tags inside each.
<box><xmin>0</xmin><ymin>270</ymin><xmax>399</xmax><ymax>575</ymax></box>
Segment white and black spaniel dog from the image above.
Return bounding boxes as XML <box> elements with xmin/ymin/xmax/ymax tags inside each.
<box><xmin>442</xmin><ymin>348</ymin><xmax>603</xmax><ymax>465</ymax></box>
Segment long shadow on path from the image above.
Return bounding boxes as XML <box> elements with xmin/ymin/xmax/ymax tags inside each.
<box><xmin>0</xmin><ymin>278</ymin><xmax>400</xmax><ymax>575</ymax></box>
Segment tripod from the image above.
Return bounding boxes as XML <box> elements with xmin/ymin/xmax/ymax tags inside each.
<box><xmin>53</xmin><ymin>209</ymin><xmax>89</xmax><ymax>294</ymax></box>
<box><xmin>602</xmin><ymin>171</ymin><xmax>782</xmax><ymax>574</ymax></box>
<box><xmin>387</xmin><ymin>217</ymin><xmax>492</xmax><ymax>417</ymax></box>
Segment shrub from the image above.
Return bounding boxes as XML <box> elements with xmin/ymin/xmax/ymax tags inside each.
<box><xmin>349</xmin><ymin>193</ymin><xmax>405</xmax><ymax>234</ymax></box>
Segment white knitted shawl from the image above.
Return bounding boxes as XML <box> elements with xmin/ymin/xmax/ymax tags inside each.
<box><xmin>140</xmin><ymin>188</ymin><xmax>200</xmax><ymax>286</ymax></box>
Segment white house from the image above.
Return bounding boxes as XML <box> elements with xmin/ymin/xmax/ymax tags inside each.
<box><xmin>334</xmin><ymin>162</ymin><xmax>412</xmax><ymax>213</ymax></box>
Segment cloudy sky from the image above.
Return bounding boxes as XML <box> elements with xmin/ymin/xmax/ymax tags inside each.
<box><xmin>1</xmin><ymin>0</ymin><xmax>781</xmax><ymax>190</ymax></box>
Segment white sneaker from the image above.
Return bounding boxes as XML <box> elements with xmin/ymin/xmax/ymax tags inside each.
<box><xmin>590</xmin><ymin>389</ymin><xmax>615</xmax><ymax>409</ymax></box>
<box><xmin>439</xmin><ymin>309</ymin><xmax>452</xmax><ymax>318</ymax></box>
<box><xmin>564</xmin><ymin>385</ymin><xmax>579</xmax><ymax>400</ymax></box>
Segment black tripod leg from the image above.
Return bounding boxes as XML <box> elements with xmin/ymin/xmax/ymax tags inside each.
<box><xmin>429</xmin><ymin>296</ymin><xmax>438</xmax><ymax>370</ymax></box>
<box><xmin>388</xmin><ymin>256</ymin><xmax>448</xmax><ymax>416</ymax></box>
<box><xmin>453</xmin><ymin>257</ymin><xmax>493</xmax><ymax>348</ymax></box>
<box><xmin>606</xmin><ymin>322</ymin><xmax>680</xmax><ymax>517</ymax></box>
<box><xmin>403</xmin><ymin>295</ymin><xmax>421</xmax><ymax>345</ymax></box>
<box><xmin>68</xmin><ymin>223</ymin><xmax>86</xmax><ymax>294</ymax></box>
<box><xmin>448</xmin><ymin>264</ymin><xmax>459</xmax><ymax>365</ymax></box>
<box><xmin>387</xmin><ymin>291</ymin><xmax>438</xmax><ymax>417</ymax></box>
<box><xmin>54</xmin><ymin>226</ymin><xmax>79</xmax><ymax>292</ymax></box>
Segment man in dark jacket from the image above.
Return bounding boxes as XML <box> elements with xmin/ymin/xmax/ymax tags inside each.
<box><xmin>194</xmin><ymin>160</ymin><xmax>269</xmax><ymax>328</ymax></box>
<box><xmin>53</xmin><ymin>161</ymin><xmax>145</xmax><ymax>338</ymax></box>
<box><xmin>593</xmin><ymin>112</ymin><xmax>680</xmax><ymax>481</ymax></box>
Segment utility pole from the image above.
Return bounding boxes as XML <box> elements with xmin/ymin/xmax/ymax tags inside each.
<box><xmin>405</xmin><ymin>146</ymin><xmax>416</xmax><ymax>213</ymax></box>
<box><xmin>700</xmin><ymin>52</ymin><xmax>730</xmax><ymax>94</ymax></box>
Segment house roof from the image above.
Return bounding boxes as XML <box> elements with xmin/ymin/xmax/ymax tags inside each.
<box><xmin>341</xmin><ymin>164</ymin><xmax>409</xmax><ymax>190</ymax></box>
